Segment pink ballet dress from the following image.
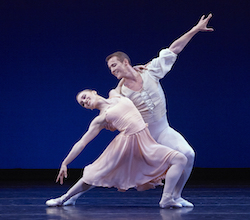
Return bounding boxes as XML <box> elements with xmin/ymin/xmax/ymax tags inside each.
<box><xmin>82</xmin><ymin>96</ymin><xmax>179</xmax><ymax>192</ymax></box>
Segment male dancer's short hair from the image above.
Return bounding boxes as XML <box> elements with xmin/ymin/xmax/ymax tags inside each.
<box><xmin>105</xmin><ymin>51</ymin><xmax>131</xmax><ymax>65</ymax></box>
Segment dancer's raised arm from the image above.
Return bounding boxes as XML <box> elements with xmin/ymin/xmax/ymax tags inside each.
<box><xmin>169</xmin><ymin>14</ymin><xmax>214</xmax><ymax>54</ymax></box>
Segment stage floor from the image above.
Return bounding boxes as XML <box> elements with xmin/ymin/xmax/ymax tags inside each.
<box><xmin>0</xmin><ymin>181</ymin><xmax>250</xmax><ymax>220</ymax></box>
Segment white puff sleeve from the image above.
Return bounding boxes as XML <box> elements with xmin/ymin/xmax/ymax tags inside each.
<box><xmin>147</xmin><ymin>48</ymin><xmax>177</xmax><ymax>81</ymax></box>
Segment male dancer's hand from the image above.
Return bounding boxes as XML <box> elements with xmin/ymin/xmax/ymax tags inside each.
<box><xmin>195</xmin><ymin>13</ymin><xmax>214</xmax><ymax>32</ymax></box>
<box><xmin>169</xmin><ymin>13</ymin><xmax>214</xmax><ymax>54</ymax></box>
<box><xmin>133</xmin><ymin>65</ymin><xmax>147</xmax><ymax>73</ymax></box>
<box><xmin>56</xmin><ymin>164</ymin><xmax>68</xmax><ymax>185</ymax></box>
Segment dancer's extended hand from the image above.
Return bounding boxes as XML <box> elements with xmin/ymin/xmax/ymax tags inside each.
<box><xmin>195</xmin><ymin>13</ymin><xmax>214</xmax><ymax>32</ymax></box>
<box><xmin>56</xmin><ymin>164</ymin><xmax>68</xmax><ymax>185</ymax></box>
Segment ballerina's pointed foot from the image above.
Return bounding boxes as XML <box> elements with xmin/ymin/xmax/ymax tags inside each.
<box><xmin>46</xmin><ymin>197</ymin><xmax>64</xmax><ymax>207</ymax></box>
<box><xmin>159</xmin><ymin>194</ymin><xmax>182</xmax><ymax>209</ymax></box>
<box><xmin>175</xmin><ymin>197</ymin><xmax>194</xmax><ymax>207</ymax></box>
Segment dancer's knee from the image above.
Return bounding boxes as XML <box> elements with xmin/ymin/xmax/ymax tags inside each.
<box><xmin>184</xmin><ymin>148</ymin><xmax>195</xmax><ymax>164</ymax></box>
<box><xmin>171</xmin><ymin>153</ymin><xmax>187</xmax><ymax>167</ymax></box>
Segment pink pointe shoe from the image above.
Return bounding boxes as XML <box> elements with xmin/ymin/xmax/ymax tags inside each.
<box><xmin>159</xmin><ymin>193</ymin><xmax>182</xmax><ymax>209</ymax></box>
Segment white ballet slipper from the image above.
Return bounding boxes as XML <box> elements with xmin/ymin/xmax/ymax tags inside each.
<box><xmin>46</xmin><ymin>194</ymin><xmax>69</xmax><ymax>207</ymax></box>
<box><xmin>46</xmin><ymin>197</ymin><xmax>63</xmax><ymax>207</ymax></box>
<box><xmin>174</xmin><ymin>197</ymin><xmax>194</xmax><ymax>207</ymax></box>
<box><xmin>159</xmin><ymin>193</ymin><xmax>182</xmax><ymax>209</ymax></box>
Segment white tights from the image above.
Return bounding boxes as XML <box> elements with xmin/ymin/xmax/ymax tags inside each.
<box><xmin>61</xmin><ymin>179</ymin><xmax>94</xmax><ymax>205</ymax></box>
<box><xmin>148</xmin><ymin>115</ymin><xmax>195</xmax><ymax>199</ymax></box>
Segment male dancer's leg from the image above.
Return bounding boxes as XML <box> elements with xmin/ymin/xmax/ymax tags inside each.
<box><xmin>149</xmin><ymin>115</ymin><xmax>195</xmax><ymax>207</ymax></box>
<box><xmin>159</xmin><ymin>153</ymin><xmax>187</xmax><ymax>208</ymax></box>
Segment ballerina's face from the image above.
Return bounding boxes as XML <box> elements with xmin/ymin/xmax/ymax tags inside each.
<box><xmin>77</xmin><ymin>90</ymin><xmax>97</xmax><ymax>110</ymax></box>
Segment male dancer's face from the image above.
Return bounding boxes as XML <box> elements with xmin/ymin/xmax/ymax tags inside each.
<box><xmin>107</xmin><ymin>56</ymin><xmax>128</xmax><ymax>80</ymax></box>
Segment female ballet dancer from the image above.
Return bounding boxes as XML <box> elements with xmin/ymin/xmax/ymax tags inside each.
<box><xmin>46</xmin><ymin>89</ymin><xmax>187</xmax><ymax>208</ymax></box>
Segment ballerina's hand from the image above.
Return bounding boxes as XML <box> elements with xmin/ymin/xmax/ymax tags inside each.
<box><xmin>56</xmin><ymin>164</ymin><xmax>68</xmax><ymax>185</ymax></box>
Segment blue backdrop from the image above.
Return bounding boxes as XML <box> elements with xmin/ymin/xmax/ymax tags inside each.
<box><xmin>0</xmin><ymin>0</ymin><xmax>249</xmax><ymax>169</ymax></box>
